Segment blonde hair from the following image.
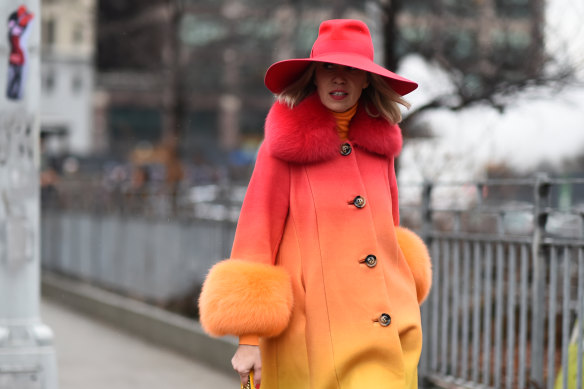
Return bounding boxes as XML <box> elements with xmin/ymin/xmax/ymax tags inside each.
<box><xmin>276</xmin><ymin>63</ymin><xmax>410</xmax><ymax>124</ymax></box>
<box><xmin>362</xmin><ymin>73</ymin><xmax>410</xmax><ymax>124</ymax></box>
<box><xmin>277</xmin><ymin>63</ymin><xmax>317</xmax><ymax>108</ymax></box>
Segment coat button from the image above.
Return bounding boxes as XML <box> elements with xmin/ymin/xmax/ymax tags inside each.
<box><xmin>379</xmin><ymin>313</ymin><xmax>391</xmax><ymax>327</ymax></box>
<box><xmin>340</xmin><ymin>143</ymin><xmax>352</xmax><ymax>156</ymax></box>
<box><xmin>365</xmin><ymin>255</ymin><xmax>377</xmax><ymax>268</ymax></box>
<box><xmin>353</xmin><ymin>196</ymin><xmax>366</xmax><ymax>208</ymax></box>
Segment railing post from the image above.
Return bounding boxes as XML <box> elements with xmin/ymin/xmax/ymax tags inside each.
<box><xmin>418</xmin><ymin>180</ymin><xmax>433</xmax><ymax>388</ymax></box>
<box><xmin>220</xmin><ymin>178</ymin><xmax>233</xmax><ymax>260</ymax></box>
<box><xmin>530</xmin><ymin>173</ymin><xmax>550</xmax><ymax>388</ymax></box>
<box><xmin>421</xmin><ymin>180</ymin><xmax>433</xmax><ymax>244</ymax></box>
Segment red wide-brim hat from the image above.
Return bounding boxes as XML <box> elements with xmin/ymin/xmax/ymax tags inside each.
<box><xmin>264</xmin><ymin>19</ymin><xmax>418</xmax><ymax>96</ymax></box>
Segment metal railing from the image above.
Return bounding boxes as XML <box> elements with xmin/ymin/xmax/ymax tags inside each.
<box><xmin>410</xmin><ymin>176</ymin><xmax>584</xmax><ymax>389</ymax></box>
<box><xmin>41</xmin><ymin>179</ymin><xmax>242</xmax><ymax>302</ymax></box>
<box><xmin>41</xmin><ymin>175</ymin><xmax>584</xmax><ymax>388</ymax></box>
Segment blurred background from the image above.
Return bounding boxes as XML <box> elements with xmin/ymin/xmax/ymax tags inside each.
<box><xmin>39</xmin><ymin>0</ymin><xmax>584</xmax><ymax>220</ymax></box>
<box><xmin>38</xmin><ymin>0</ymin><xmax>583</xmax><ymax>192</ymax></box>
<box><xmin>32</xmin><ymin>0</ymin><xmax>584</xmax><ymax>387</ymax></box>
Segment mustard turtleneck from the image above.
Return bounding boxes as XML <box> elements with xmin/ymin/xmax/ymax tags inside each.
<box><xmin>330</xmin><ymin>103</ymin><xmax>358</xmax><ymax>141</ymax></box>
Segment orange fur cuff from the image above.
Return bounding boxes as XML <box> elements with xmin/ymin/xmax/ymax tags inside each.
<box><xmin>198</xmin><ymin>259</ymin><xmax>293</xmax><ymax>338</ymax></box>
<box><xmin>395</xmin><ymin>227</ymin><xmax>432</xmax><ymax>304</ymax></box>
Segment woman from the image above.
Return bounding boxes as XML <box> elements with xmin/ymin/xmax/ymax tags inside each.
<box><xmin>199</xmin><ymin>19</ymin><xmax>432</xmax><ymax>389</ymax></box>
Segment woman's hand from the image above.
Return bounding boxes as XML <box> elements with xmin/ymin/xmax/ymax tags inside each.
<box><xmin>232</xmin><ymin>344</ymin><xmax>261</xmax><ymax>388</ymax></box>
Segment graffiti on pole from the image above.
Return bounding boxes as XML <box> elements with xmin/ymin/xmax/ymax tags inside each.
<box><xmin>6</xmin><ymin>5</ymin><xmax>34</xmax><ymax>100</ymax></box>
<box><xmin>0</xmin><ymin>110</ymin><xmax>34</xmax><ymax>166</ymax></box>
<box><xmin>0</xmin><ymin>110</ymin><xmax>36</xmax><ymax>266</ymax></box>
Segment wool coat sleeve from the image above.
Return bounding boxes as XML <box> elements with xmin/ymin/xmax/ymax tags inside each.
<box><xmin>198</xmin><ymin>143</ymin><xmax>293</xmax><ymax>344</ymax></box>
<box><xmin>230</xmin><ymin>143</ymin><xmax>290</xmax><ymax>265</ymax></box>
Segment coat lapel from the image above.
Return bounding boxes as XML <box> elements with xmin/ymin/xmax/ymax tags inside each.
<box><xmin>265</xmin><ymin>93</ymin><xmax>403</xmax><ymax>164</ymax></box>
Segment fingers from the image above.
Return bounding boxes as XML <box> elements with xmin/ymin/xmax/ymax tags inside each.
<box><xmin>254</xmin><ymin>367</ymin><xmax>262</xmax><ymax>388</ymax></box>
<box><xmin>231</xmin><ymin>358</ymin><xmax>248</xmax><ymax>385</ymax></box>
<box><xmin>237</xmin><ymin>370</ymin><xmax>249</xmax><ymax>387</ymax></box>
<box><xmin>232</xmin><ymin>345</ymin><xmax>262</xmax><ymax>388</ymax></box>
<box><xmin>233</xmin><ymin>364</ymin><xmax>261</xmax><ymax>387</ymax></box>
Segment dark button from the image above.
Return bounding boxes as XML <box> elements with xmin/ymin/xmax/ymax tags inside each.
<box><xmin>353</xmin><ymin>196</ymin><xmax>366</xmax><ymax>208</ymax></box>
<box><xmin>379</xmin><ymin>313</ymin><xmax>391</xmax><ymax>327</ymax></box>
<box><xmin>365</xmin><ymin>255</ymin><xmax>377</xmax><ymax>268</ymax></box>
<box><xmin>340</xmin><ymin>143</ymin><xmax>352</xmax><ymax>156</ymax></box>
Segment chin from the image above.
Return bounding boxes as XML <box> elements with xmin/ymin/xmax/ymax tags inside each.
<box><xmin>323</xmin><ymin>101</ymin><xmax>346</xmax><ymax>111</ymax></box>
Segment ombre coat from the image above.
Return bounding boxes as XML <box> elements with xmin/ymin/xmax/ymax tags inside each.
<box><xmin>199</xmin><ymin>93</ymin><xmax>432</xmax><ymax>389</ymax></box>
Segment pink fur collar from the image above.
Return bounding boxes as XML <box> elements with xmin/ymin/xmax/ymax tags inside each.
<box><xmin>264</xmin><ymin>93</ymin><xmax>403</xmax><ymax>164</ymax></box>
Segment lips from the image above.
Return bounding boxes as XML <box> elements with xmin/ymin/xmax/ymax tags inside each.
<box><xmin>329</xmin><ymin>90</ymin><xmax>348</xmax><ymax>100</ymax></box>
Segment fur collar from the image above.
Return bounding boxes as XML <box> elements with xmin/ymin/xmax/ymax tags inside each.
<box><xmin>264</xmin><ymin>93</ymin><xmax>402</xmax><ymax>164</ymax></box>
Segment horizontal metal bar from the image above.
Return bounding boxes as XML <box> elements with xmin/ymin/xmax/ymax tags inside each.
<box><xmin>548</xmin><ymin>178</ymin><xmax>584</xmax><ymax>185</ymax></box>
<box><xmin>400</xmin><ymin>177</ymin><xmax>584</xmax><ymax>188</ymax></box>
<box><xmin>428</xmin><ymin>234</ymin><xmax>584</xmax><ymax>247</ymax></box>
<box><xmin>543</xmin><ymin>238</ymin><xmax>584</xmax><ymax>248</ymax></box>
<box><xmin>400</xmin><ymin>178</ymin><xmax>537</xmax><ymax>187</ymax></box>
<box><xmin>425</xmin><ymin>373</ymin><xmax>494</xmax><ymax>389</ymax></box>
<box><xmin>429</xmin><ymin>205</ymin><xmax>534</xmax><ymax>214</ymax></box>
<box><xmin>429</xmin><ymin>232</ymin><xmax>532</xmax><ymax>244</ymax></box>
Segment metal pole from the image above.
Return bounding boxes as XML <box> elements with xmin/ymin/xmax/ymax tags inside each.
<box><xmin>420</xmin><ymin>180</ymin><xmax>433</xmax><ymax>244</ymax></box>
<box><xmin>418</xmin><ymin>180</ymin><xmax>433</xmax><ymax>388</ymax></box>
<box><xmin>530</xmin><ymin>173</ymin><xmax>550</xmax><ymax>388</ymax></box>
<box><xmin>0</xmin><ymin>0</ymin><xmax>58</xmax><ymax>387</ymax></box>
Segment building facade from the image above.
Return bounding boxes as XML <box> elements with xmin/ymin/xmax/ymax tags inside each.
<box><xmin>40</xmin><ymin>0</ymin><xmax>95</xmax><ymax>156</ymax></box>
<box><xmin>395</xmin><ymin>0</ymin><xmax>545</xmax><ymax>97</ymax></box>
<box><xmin>93</xmin><ymin>1</ymin><xmax>383</xmax><ymax>166</ymax></box>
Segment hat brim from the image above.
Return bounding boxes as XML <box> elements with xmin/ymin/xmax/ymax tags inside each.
<box><xmin>264</xmin><ymin>54</ymin><xmax>418</xmax><ymax>96</ymax></box>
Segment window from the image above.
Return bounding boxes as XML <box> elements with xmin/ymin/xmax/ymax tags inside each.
<box><xmin>71</xmin><ymin>75</ymin><xmax>83</xmax><ymax>93</ymax></box>
<box><xmin>43</xmin><ymin>71</ymin><xmax>55</xmax><ymax>94</ymax></box>
<box><xmin>495</xmin><ymin>0</ymin><xmax>532</xmax><ymax>18</ymax></box>
<box><xmin>395</xmin><ymin>26</ymin><xmax>431</xmax><ymax>58</ymax></box>
<box><xmin>489</xmin><ymin>29</ymin><xmax>533</xmax><ymax>73</ymax></box>
<box><xmin>443</xmin><ymin>0</ymin><xmax>477</xmax><ymax>17</ymax></box>
<box><xmin>43</xmin><ymin>18</ymin><xmax>56</xmax><ymax>46</ymax></box>
<box><xmin>444</xmin><ymin>30</ymin><xmax>478</xmax><ymax>62</ymax></box>
<box><xmin>73</xmin><ymin>23</ymin><xmax>84</xmax><ymax>45</ymax></box>
<box><xmin>184</xmin><ymin>110</ymin><xmax>218</xmax><ymax>155</ymax></box>
<box><xmin>403</xmin><ymin>0</ymin><xmax>432</xmax><ymax>14</ymax></box>
<box><xmin>108</xmin><ymin>107</ymin><xmax>163</xmax><ymax>157</ymax></box>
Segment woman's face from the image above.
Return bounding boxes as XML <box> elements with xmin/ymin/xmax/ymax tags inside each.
<box><xmin>314</xmin><ymin>62</ymin><xmax>369</xmax><ymax>112</ymax></box>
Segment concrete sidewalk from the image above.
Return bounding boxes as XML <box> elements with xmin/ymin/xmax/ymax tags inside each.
<box><xmin>41</xmin><ymin>298</ymin><xmax>240</xmax><ymax>389</ymax></box>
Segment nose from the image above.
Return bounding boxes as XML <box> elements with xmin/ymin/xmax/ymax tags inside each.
<box><xmin>332</xmin><ymin>70</ymin><xmax>346</xmax><ymax>84</ymax></box>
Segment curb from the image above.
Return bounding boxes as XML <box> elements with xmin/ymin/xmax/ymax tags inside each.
<box><xmin>41</xmin><ymin>271</ymin><xmax>237</xmax><ymax>374</ymax></box>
